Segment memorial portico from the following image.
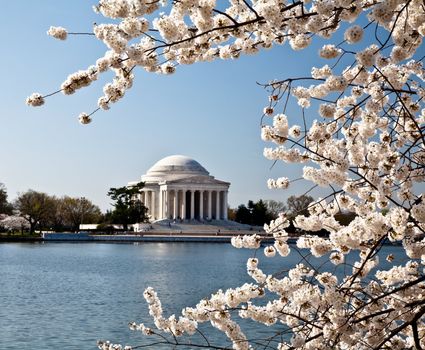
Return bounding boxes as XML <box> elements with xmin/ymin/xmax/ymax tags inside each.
<box><xmin>128</xmin><ymin>155</ymin><xmax>230</xmax><ymax>221</ymax></box>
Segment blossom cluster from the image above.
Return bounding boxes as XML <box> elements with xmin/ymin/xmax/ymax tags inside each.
<box><xmin>267</xmin><ymin>177</ymin><xmax>289</xmax><ymax>189</ymax></box>
<box><xmin>141</xmin><ymin>287</ymin><xmax>198</xmax><ymax>336</ymax></box>
<box><xmin>25</xmin><ymin>93</ymin><xmax>44</xmax><ymax>107</ymax></box>
<box><xmin>97</xmin><ymin>341</ymin><xmax>132</xmax><ymax>350</ymax></box>
<box><xmin>0</xmin><ymin>215</ymin><xmax>30</xmax><ymax>231</ymax></box>
<box><xmin>47</xmin><ymin>26</ymin><xmax>67</xmax><ymax>40</ymax></box>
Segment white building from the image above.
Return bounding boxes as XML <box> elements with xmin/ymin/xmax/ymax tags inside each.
<box><xmin>128</xmin><ymin>155</ymin><xmax>230</xmax><ymax>221</ymax></box>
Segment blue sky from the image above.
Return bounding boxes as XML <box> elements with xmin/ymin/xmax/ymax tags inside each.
<box><xmin>0</xmin><ymin>1</ymin><xmax>406</xmax><ymax>212</ymax></box>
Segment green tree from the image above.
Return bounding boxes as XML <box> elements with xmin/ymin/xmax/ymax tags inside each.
<box><xmin>0</xmin><ymin>183</ymin><xmax>13</xmax><ymax>215</ymax></box>
<box><xmin>227</xmin><ymin>207</ymin><xmax>237</xmax><ymax>221</ymax></box>
<box><xmin>61</xmin><ymin>196</ymin><xmax>102</xmax><ymax>231</ymax></box>
<box><xmin>14</xmin><ymin>190</ymin><xmax>56</xmax><ymax>234</ymax></box>
<box><xmin>235</xmin><ymin>200</ymin><xmax>274</xmax><ymax>226</ymax></box>
<box><xmin>49</xmin><ymin>196</ymin><xmax>67</xmax><ymax>232</ymax></box>
<box><xmin>235</xmin><ymin>204</ymin><xmax>251</xmax><ymax>224</ymax></box>
<box><xmin>107</xmin><ymin>182</ymin><xmax>148</xmax><ymax>231</ymax></box>
<box><xmin>251</xmin><ymin>200</ymin><xmax>274</xmax><ymax>226</ymax></box>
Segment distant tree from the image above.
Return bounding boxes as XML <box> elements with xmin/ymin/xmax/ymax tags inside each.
<box><xmin>227</xmin><ymin>207</ymin><xmax>236</xmax><ymax>221</ymax></box>
<box><xmin>286</xmin><ymin>195</ymin><xmax>314</xmax><ymax>218</ymax></box>
<box><xmin>264</xmin><ymin>200</ymin><xmax>287</xmax><ymax>219</ymax></box>
<box><xmin>235</xmin><ymin>204</ymin><xmax>251</xmax><ymax>224</ymax></box>
<box><xmin>61</xmin><ymin>196</ymin><xmax>102</xmax><ymax>231</ymax></box>
<box><xmin>37</xmin><ymin>196</ymin><xmax>58</xmax><ymax>231</ymax></box>
<box><xmin>0</xmin><ymin>216</ymin><xmax>30</xmax><ymax>234</ymax></box>
<box><xmin>14</xmin><ymin>190</ymin><xmax>56</xmax><ymax>234</ymax></box>
<box><xmin>235</xmin><ymin>200</ymin><xmax>274</xmax><ymax>226</ymax></box>
<box><xmin>0</xmin><ymin>183</ymin><xmax>13</xmax><ymax>215</ymax></box>
<box><xmin>107</xmin><ymin>182</ymin><xmax>148</xmax><ymax>231</ymax></box>
<box><xmin>49</xmin><ymin>196</ymin><xmax>67</xmax><ymax>232</ymax></box>
<box><xmin>334</xmin><ymin>211</ymin><xmax>357</xmax><ymax>226</ymax></box>
<box><xmin>251</xmin><ymin>199</ymin><xmax>273</xmax><ymax>226</ymax></box>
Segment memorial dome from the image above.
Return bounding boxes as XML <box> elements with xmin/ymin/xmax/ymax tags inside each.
<box><xmin>144</xmin><ymin>155</ymin><xmax>209</xmax><ymax>180</ymax></box>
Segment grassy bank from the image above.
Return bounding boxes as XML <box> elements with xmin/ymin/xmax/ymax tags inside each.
<box><xmin>0</xmin><ymin>233</ymin><xmax>42</xmax><ymax>242</ymax></box>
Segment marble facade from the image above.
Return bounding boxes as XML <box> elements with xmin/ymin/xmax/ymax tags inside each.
<box><xmin>128</xmin><ymin>155</ymin><xmax>230</xmax><ymax>221</ymax></box>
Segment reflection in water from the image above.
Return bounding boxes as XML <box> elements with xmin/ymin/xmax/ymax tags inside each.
<box><xmin>0</xmin><ymin>242</ymin><xmax>405</xmax><ymax>349</ymax></box>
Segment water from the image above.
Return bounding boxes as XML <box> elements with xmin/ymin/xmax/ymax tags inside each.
<box><xmin>0</xmin><ymin>242</ymin><xmax>406</xmax><ymax>349</ymax></box>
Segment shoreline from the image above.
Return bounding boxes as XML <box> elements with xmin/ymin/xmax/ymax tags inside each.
<box><xmin>0</xmin><ymin>233</ymin><xmax>402</xmax><ymax>246</ymax></box>
<box><xmin>0</xmin><ymin>235</ymin><xmax>277</xmax><ymax>244</ymax></box>
<box><xmin>41</xmin><ymin>232</ymin><xmax>277</xmax><ymax>244</ymax></box>
<box><xmin>0</xmin><ymin>232</ymin><xmax>273</xmax><ymax>244</ymax></box>
<box><xmin>0</xmin><ymin>235</ymin><xmax>43</xmax><ymax>243</ymax></box>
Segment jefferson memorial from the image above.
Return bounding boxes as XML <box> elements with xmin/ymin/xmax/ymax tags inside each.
<box><xmin>128</xmin><ymin>155</ymin><xmax>230</xmax><ymax>221</ymax></box>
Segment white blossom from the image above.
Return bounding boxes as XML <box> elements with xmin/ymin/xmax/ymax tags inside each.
<box><xmin>47</xmin><ymin>26</ymin><xmax>67</xmax><ymax>40</ymax></box>
<box><xmin>344</xmin><ymin>25</ymin><xmax>364</xmax><ymax>44</ymax></box>
<box><xmin>78</xmin><ymin>112</ymin><xmax>92</xmax><ymax>125</ymax></box>
<box><xmin>319</xmin><ymin>44</ymin><xmax>342</xmax><ymax>59</ymax></box>
<box><xmin>25</xmin><ymin>93</ymin><xmax>44</xmax><ymax>107</ymax></box>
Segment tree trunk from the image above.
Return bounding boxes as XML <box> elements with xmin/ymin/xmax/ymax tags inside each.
<box><xmin>30</xmin><ymin>222</ymin><xmax>35</xmax><ymax>235</ymax></box>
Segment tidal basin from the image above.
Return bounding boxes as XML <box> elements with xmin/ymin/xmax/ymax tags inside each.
<box><xmin>0</xmin><ymin>242</ymin><xmax>405</xmax><ymax>349</ymax></box>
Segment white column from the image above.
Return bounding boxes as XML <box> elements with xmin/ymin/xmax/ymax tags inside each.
<box><xmin>173</xmin><ymin>190</ymin><xmax>178</xmax><ymax>219</ymax></box>
<box><xmin>178</xmin><ymin>190</ymin><xmax>181</xmax><ymax>219</ymax></box>
<box><xmin>145</xmin><ymin>191</ymin><xmax>150</xmax><ymax>214</ymax></box>
<box><xmin>208</xmin><ymin>190</ymin><xmax>212</xmax><ymax>219</ymax></box>
<box><xmin>223</xmin><ymin>191</ymin><xmax>228</xmax><ymax>220</ymax></box>
<box><xmin>158</xmin><ymin>188</ymin><xmax>164</xmax><ymax>219</ymax></box>
<box><xmin>182</xmin><ymin>190</ymin><xmax>186</xmax><ymax>220</ymax></box>
<box><xmin>166</xmin><ymin>190</ymin><xmax>169</xmax><ymax>219</ymax></box>
<box><xmin>149</xmin><ymin>191</ymin><xmax>152</xmax><ymax>217</ymax></box>
<box><xmin>178</xmin><ymin>190</ymin><xmax>181</xmax><ymax>218</ymax></box>
<box><xmin>216</xmin><ymin>191</ymin><xmax>220</xmax><ymax>220</ymax></box>
<box><xmin>163</xmin><ymin>190</ymin><xmax>166</xmax><ymax>219</ymax></box>
<box><xmin>199</xmin><ymin>190</ymin><xmax>204</xmax><ymax>220</ymax></box>
<box><xmin>151</xmin><ymin>191</ymin><xmax>156</xmax><ymax>220</ymax></box>
<box><xmin>190</xmin><ymin>190</ymin><xmax>195</xmax><ymax>220</ymax></box>
<box><xmin>147</xmin><ymin>191</ymin><xmax>152</xmax><ymax>218</ymax></box>
<box><xmin>158</xmin><ymin>190</ymin><xmax>161</xmax><ymax>219</ymax></box>
<box><xmin>162</xmin><ymin>190</ymin><xmax>167</xmax><ymax>219</ymax></box>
